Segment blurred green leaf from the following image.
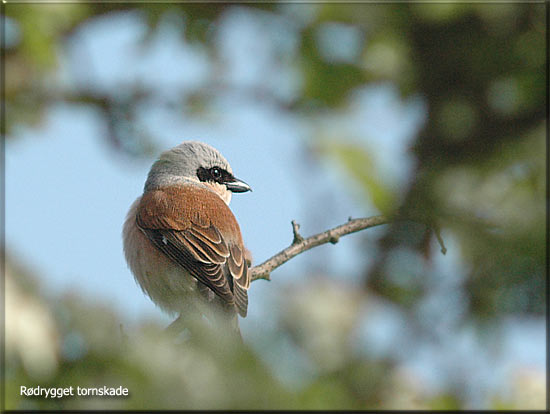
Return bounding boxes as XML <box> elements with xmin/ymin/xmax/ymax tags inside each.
<box><xmin>318</xmin><ymin>140</ymin><xmax>396</xmax><ymax>213</ymax></box>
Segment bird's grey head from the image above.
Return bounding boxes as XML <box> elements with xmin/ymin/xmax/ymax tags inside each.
<box><xmin>144</xmin><ymin>141</ymin><xmax>251</xmax><ymax>204</ymax></box>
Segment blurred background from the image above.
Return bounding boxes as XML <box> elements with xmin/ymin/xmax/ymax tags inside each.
<box><xmin>4</xmin><ymin>2</ymin><xmax>546</xmax><ymax>410</ymax></box>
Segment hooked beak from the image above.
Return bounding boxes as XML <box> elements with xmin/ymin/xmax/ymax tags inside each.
<box><xmin>226</xmin><ymin>177</ymin><xmax>252</xmax><ymax>193</ymax></box>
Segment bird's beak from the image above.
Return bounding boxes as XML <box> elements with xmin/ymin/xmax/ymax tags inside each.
<box><xmin>226</xmin><ymin>177</ymin><xmax>252</xmax><ymax>193</ymax></box>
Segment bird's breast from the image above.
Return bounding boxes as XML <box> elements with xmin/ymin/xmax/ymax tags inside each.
<box><xmin>123</xmin><ymin>197</ymin><xmax>198</xmax><ymax>315</ymax></box>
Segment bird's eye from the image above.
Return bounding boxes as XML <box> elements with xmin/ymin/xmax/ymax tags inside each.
<box><xmin>211</xmin><ymin>168</ymin><xmax>222</xmax><ymax>179</ymax></box>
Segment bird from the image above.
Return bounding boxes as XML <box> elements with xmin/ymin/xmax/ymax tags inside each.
<box><xmin>123</xmin><ymin>141</ymin><xmax>252</xmax><ymax>339</ymax></box>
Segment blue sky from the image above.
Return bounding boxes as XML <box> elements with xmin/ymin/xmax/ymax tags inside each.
<box><xmin>6</xmin><ymin>9</ymin><xmax>424</xmax><ymax>324</ymax></box>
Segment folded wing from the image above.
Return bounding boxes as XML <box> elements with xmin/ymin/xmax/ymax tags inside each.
<box><xmin>136</xmin><ymin>186</ymin><xmax>249</xmax><ymax>316</ymax></box>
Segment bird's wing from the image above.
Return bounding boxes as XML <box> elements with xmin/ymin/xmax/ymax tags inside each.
<box><xmin>136</xmin><ymin>185</ymin><xmax>249</xmax><ymax>316</ymax></box>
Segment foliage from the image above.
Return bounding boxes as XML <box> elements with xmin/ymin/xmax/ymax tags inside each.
<box><xmin>3</xmin><ymin>2</ymin><xmax>546</xmax><ymax>410</ymax></box>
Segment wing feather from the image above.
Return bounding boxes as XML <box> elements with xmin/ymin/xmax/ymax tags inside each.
<box><xmin>233</xmin><ymin>282</ymin><xmax>248</xmax><ymax>317</ymax></box>
<box><xmin>136</xmin><ymin>186</ymin><xmax>250</xmax><ymax>316</ymax></box>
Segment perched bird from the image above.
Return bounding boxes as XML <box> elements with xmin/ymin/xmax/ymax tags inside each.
<box><xmin>123</xmin><ymin>141</ymin><xmax>251</xmax><ymax>337</ymax></box>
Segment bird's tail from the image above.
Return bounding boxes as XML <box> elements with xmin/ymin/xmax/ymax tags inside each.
<box><xmin>165</xmin><ymin>295</ymin><xmax>243</xmax><ymax>351</ymax></box>
<box><xmin>207</xmin><ymin>306</ymin><xmax>243</xmax><ymax>344</ymax></box>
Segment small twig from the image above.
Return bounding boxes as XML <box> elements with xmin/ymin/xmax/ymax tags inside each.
<box><xmin>291</xmin><ymin>220</ymin><xmax>304</xmax><ymax>244</ymax></box>
<box><xmin>249</xmin><ymin>215</ymin><xmax>390</xmax><ymax>281</ymax></box>
<box><xmin>433</xmin><ymin>226</ymin><xmax>447</xmax><ymax>255</ymax></box>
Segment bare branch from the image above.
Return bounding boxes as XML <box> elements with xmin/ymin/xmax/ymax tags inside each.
<box><xmin>249</xmin><ymin>215</ymin><xmax>390</xmax><ymax>282</ymax></box>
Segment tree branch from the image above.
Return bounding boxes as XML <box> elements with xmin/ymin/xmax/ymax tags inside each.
<box><xmin>249</xmin><ymin>215</ymin><xmax>391</xmax><ymax>282</ymax></box>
